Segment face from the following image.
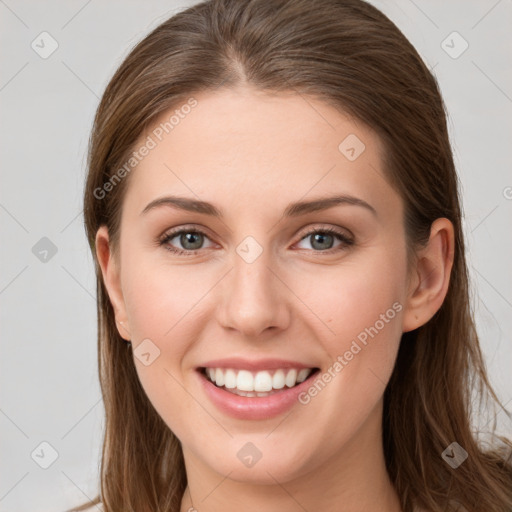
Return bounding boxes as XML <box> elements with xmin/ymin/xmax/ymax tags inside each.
<box><xmin>99</xmin><ymin>86</ymin><xmax>413</xmax><ymax>485</ymax></box>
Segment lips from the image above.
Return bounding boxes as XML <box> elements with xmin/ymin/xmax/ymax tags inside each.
<box><xmin>195</xmin><ymin>358</ymin><xmax>321</xmax><ymax>420</ymax></box>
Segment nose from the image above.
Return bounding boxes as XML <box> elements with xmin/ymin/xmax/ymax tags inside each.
<box><xmin>217</xmin><ymin>245</ymin><xmax>291</xmax><ymax>339</ymax></box>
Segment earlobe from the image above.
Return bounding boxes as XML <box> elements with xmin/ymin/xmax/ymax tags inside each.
<box><xmin>95</xmin><ymin>226</ymin><xmax>131</xmax><ymax>341</ymax></box>
<box><xmin>402</xmin><ymin>218</ymin><xmax>455</xmax><ymax>333</ymax></box>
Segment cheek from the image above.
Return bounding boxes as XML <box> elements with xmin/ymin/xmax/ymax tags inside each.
<box><xmin>297</xmin><ymin>249</ymin><xmax>405</xmax><ymax>345</ymax></box>
<box><xmin>292</xmin><ymin>253</ymin><xmax>405</xmax><ymax>444</ymax></box>
<box><xmin>120</xmin><ymin>247</ymin><xmax>214</xmax><ymax>343</ymax></box>
<box><xmin>118</xmin><ymin>258</ymin><xmax>212</xmax><ymax>437</ymax></box>
<box><xmin>296</xmin><ymin>247</ymin><xmax>406</xmax><ymax>398</ymax></box>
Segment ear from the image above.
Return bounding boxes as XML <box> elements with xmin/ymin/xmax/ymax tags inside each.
<box><xmin>402</xmin><ymin>218</ymin><xmax>455</xmax><ymax>333</ymax></box>
<box><xmin>95</xmin><ymin>225</ymin><xmax>131</xmax><ymax>341</ymax></box>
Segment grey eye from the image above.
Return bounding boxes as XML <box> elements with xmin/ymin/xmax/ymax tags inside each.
<box><xmin>309</xmin><ymin>232</ymin><xmax>335</xmax><ymax>250</ymax></box>
<box><xmin>176</xmin><ymin>232</ymin><xmax>204</xmax><ymax>250</ymax></box>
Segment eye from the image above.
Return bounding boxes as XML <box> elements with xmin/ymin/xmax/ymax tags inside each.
<box><xmin>158</xmin><ymin>225</ymin><xmax>354</xmax><ymax>256</ymax></box>
<box><xmin>294</xmin><ymin>226</ymin><xmax>354</xmax><ymax>253</ymax></box>
<box><xmin>158</xmin><ymin>227</ymin><xmax>215</xmax><ymax>255</ymax></box>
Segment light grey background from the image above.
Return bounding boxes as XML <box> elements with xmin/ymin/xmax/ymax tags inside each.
<box><xmin>0</xmin><ymin>1</ymin><xmax>511</xmax><ymax>510</ymax></box>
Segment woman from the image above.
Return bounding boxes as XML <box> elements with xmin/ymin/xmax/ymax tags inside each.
<box><xmin>73</xmin><ymin>0</ymin><xmax>512</xmax><ymax>510</ymax></box>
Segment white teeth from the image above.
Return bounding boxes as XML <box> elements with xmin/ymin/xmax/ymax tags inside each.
<box><xmin>215</xmin><ymin>368</ymin><xmax>225</xmax><ymax>387</ymax></box>
<box><xmin>236</xmin><ymin>370</ymin><xmax>254</xmax><ymax>391</ymax></box>
<box><xmin>297</xmin><ymin>368</ymin><xmax>310</xmax><ymax>383</ymax></box>
<box><xmin>205</xmin><ymin>367</ymin><xmax>314</xmax><ymax>392</ymax></box>
<box><xmin>285</xmin><ymin>369</ymin><xmax>297</xmax><ymax>388</ymax></box>
<box><xmin>254</xmin><ymin>371</ymin><xmax>273</xmax><ymax>392</ymax></box>
<box><xmin>272</xmin><ymin>369</ymin><xmax>286</xmax><ymax>389</ymax></box>
<box><xmin>224</xmin><ymin>369</ymin><xmax>237</xmax><ymax>389</ymax></box>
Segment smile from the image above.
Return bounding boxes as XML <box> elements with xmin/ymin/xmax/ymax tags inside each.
<box><xmin>197</xmin><ymin>365</ymin><xmax>321</xmax><ymax>420</ymax></box>
<box><xmin>203</xmin><ymin>367</ymin><xmax>315</xmax><ymax>396</ymax></box>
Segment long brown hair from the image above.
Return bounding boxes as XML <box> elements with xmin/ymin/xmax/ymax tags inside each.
<box><xmin>75</xmin><ymin>0</ymin><xmax>512</xmax><ymax>510</ymax></box>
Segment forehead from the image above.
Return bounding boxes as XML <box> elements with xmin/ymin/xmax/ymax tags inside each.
<box><xmin>123</xmin><ymin>87</ymin><xmax>401</xmax><ymax>222</ymax></box>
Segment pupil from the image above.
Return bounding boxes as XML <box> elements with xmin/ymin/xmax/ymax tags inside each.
<box><xmin>312</xmin><ymin>233</ymin><xmax>333</xmax><ymax>250</ymax></box>
<box><xmin>182</xmin><ymin>232</ymin><xmax>202</xmax><ymax>250</ymax></box>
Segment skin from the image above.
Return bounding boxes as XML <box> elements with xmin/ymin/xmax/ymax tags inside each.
<box><xmin>96</xmin><ymin>86</ymin><xmax>454</xmax><ymax>512</ymax></box>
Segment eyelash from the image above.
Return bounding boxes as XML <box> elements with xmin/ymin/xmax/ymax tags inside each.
<box><xmin>158</xmin><ymin>225</ymin><xmax>354</xmax><ymax>256</ymax></box>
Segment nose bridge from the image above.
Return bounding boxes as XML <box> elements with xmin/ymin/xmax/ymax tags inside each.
<box><xmin>218</xmin><ymin>233</ymin><xmax>288</xmax><ymax>337</ymax></box>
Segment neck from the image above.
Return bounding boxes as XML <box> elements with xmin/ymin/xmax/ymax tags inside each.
<box><xmin>180</xmin><ymin>399</ymin><xmax>401</xmax><ymax>512</ymax></box>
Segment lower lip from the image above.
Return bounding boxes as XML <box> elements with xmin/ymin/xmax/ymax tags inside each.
<box><xmin>197</xmin><ymin>369</ymin><xmax>320</xmax><ymax>421</ymax></box>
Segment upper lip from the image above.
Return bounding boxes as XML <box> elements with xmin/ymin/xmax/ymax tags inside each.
<box><xmin>198</xmin><ymin>358</ymin><xmax>318</xmax><ymax>372</ymax></box>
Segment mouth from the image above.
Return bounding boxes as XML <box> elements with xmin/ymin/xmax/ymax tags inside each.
<box><xmin>198</xmin><ymin>366</ymin><xmax>321</xmax><ymax>398</ymax></box>
<box><xmin>195</xmin><ymin>357</ymin><xmax>322</xmax><ymax>420</ymax></box>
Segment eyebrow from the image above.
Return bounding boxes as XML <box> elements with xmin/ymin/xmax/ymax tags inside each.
<box><xmin>140</xmin><ymin>194</ymin><xmax>377</xmax><ymax>218</ymax></box>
